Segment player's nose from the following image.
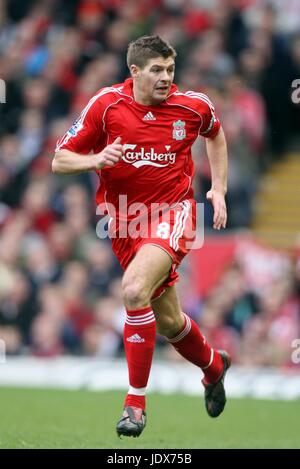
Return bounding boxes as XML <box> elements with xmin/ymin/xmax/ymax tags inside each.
<box><xmin>160</xmin><ymin>70</ymin><xmax>170</xmax><ymax>81</ymax></box>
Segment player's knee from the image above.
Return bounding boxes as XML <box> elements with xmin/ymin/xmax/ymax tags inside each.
<box><xmin>122</xmin><ymin>278</ymin><xmax>150</xmax><ymax>308</ymax></box>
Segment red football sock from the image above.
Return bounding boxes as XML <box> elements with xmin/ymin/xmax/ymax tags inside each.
<box><xmin>168</xmin><ymin>313</ymin><xmax>224</xmax><ymax>384</ymax></box>
<box><xmin>124</xmin><ymin>306</ymin><xmax>156</xmax><ymax>410</ymax></box>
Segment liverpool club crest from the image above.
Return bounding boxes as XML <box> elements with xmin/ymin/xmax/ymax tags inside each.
<box><xmin>172</xmin><ymin>120</ymin><xmax>186</xmax><ymax>140</ymax></box>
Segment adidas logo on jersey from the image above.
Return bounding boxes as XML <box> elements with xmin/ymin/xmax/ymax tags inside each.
<box><xmin>126</xmin><ymin>334</ymin><xmax>145</xmax><ymax>343</ymax></box>
<box><xmin>143</xmin><ymin>111</ymin><xmax>156</xmax><ymax>121</ymax></box>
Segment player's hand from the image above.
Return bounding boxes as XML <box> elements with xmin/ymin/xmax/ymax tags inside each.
<box><xmin>94</xmin><ymin>137</ymin><xmax>123</xmax><ymax>169</ymax></box>
<box><xmin>206</xmin><ymin>189</ymin><xmax>227</xmax><ymax>230</ymax></box>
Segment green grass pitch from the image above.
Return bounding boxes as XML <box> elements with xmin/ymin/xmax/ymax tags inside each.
<box><xmin>0</xmin><ymin>387</ymin><xmax>299</xmax><ymax>449</ymax></box>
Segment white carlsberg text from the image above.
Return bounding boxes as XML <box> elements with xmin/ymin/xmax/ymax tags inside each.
<box><xmin>122</xmin><ymin>144</ymin><xmax>176</xmax><ymax>168</ymax></box>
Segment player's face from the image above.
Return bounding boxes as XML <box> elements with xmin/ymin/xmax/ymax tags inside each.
<box><xmin>131</xmin><ymin>57</ymin><xmax>175</xmax><ymax>105</ymax></box>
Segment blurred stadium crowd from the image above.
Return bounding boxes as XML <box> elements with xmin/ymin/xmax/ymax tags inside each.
<box><xmin>0</xmin><ymin>0</ymin><xmax>300</xmax><ymax>367</ymax></box>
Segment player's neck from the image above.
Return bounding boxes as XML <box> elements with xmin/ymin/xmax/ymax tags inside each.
<box><xmin>132</xmin><ymin>82</ymin><xmax>160</xmax><ymax>107</ymax></box>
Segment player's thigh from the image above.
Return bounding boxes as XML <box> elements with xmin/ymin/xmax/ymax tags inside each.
<box><xmin>151</xmin><ymin>285</ymin><xmax>182</xmax><ymax>323</ymax></box>
<box><xmin>122</xmin><ymin>243</ymin><xmax>173</xmax><ymax>297</ymax></box>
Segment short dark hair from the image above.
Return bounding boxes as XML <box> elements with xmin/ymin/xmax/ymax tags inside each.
<box><xmin>127</xmin><ymin>35</ymin><xmax>177</xmax><ymax>69</ymax></box>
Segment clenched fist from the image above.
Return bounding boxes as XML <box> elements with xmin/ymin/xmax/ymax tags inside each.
<box><xmin>94</xmin><ymin>137</ymin><xmax>123</xmax><ymax>169</ymax></box>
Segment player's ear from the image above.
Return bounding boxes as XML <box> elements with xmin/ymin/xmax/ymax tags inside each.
<box><xmin>130</xmin><ymin>64</ymin><xmax>140</xmax><ymax>79</ymax></box>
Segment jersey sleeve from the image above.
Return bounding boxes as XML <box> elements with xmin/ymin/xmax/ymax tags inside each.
<box><xmin>198</xmin><ymin>94</ymin><xmax>220</xmax><ymax>138</ymax></box>
<box><xmin>55</xmin><ymin>96</ymin><xmax>104</xmax><ymax>154</ymax></box>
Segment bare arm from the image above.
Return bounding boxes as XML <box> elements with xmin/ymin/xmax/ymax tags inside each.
<box><xmin>205</xmin><ymin>126</ymin><xmax>228</xmax><ymax>230</ymax></box>
<box><xmin>52</xmin><ymin>137</ymin><xmax>123</xmax><ymax>175</ymax></box>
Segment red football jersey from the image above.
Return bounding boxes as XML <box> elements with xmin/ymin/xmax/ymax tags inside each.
<box><xmin>56</xmin><ymin>78</ymin><xmax>220</xmax><ymax>215</ymax></box>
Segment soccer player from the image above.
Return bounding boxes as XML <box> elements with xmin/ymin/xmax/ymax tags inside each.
<box><xmin>53</xmin><ymin>36</ymin><xmax>230</xmax><ymax>438</ymax></box>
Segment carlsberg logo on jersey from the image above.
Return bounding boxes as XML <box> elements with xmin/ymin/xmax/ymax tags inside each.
<box><xmin>122</xmin><ymin>144</ymin><xmax>176</xmax><ymax>168</ymax></box>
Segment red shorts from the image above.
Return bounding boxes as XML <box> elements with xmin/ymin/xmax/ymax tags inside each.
<box><xmin>110</xmin><ymin>199</ymin><xmax>196</xmax><ymax>300</ymax></box>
